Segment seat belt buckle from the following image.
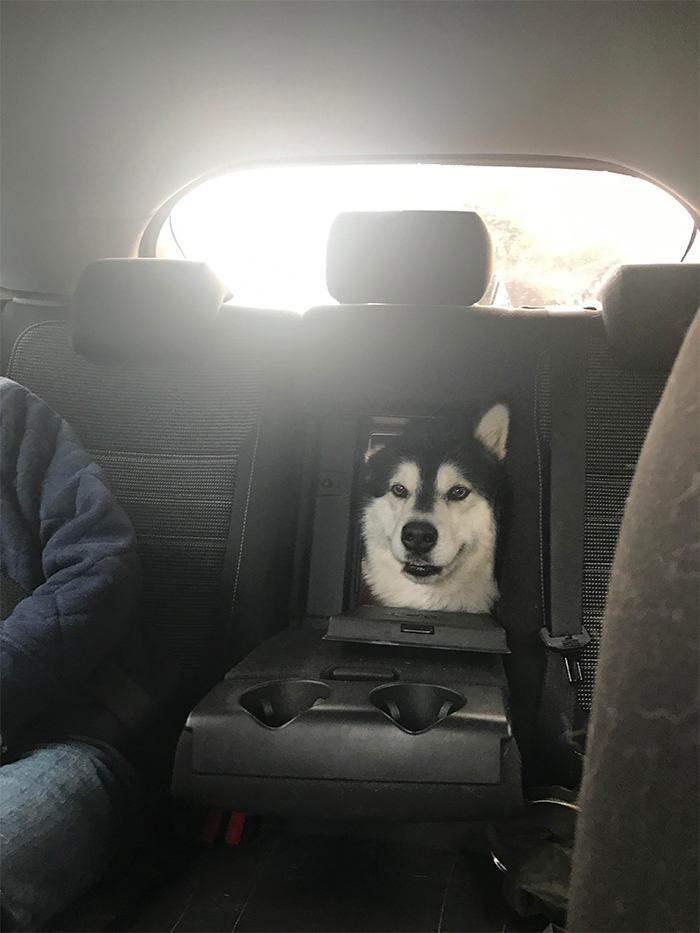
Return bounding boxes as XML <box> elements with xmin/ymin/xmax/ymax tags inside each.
<box><xmin>540</xmin><ymin>627</ymin><xmax>591</xmax><ymax>684</ymax></box>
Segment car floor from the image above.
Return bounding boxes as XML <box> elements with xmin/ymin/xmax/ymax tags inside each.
<box><xmin>104</xmin><ymin>822</ymin><xmax>543</xmax><ymax>933</ymax></box>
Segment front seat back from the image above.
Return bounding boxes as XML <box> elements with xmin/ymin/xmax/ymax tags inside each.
<box><xmin>568</xmin><ymin>309</ymin><xmax>699</xmax><ymax>932</ymax></box>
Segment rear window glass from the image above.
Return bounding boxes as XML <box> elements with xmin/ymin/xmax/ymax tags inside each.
<box><xmin>156</xmin><ymin>163</ymin><xmax>695</xmax><ymax>312</ymax></box>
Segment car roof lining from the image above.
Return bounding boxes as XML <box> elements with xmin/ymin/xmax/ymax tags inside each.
<box><xmin>1</xmin><ymin>0</ymin><xmax>698</xmax><ymax>294</ymax></box>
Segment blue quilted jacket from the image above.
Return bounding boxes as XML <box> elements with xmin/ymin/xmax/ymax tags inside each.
<box><xmin>0</xmin><ymin>377</ymin><xmax>174</xmax><ymax>761</ymax></box>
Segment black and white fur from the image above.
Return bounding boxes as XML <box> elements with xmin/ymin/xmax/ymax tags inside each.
<box><xmin>361</xmin><ymin>405</ymin><xmax>509</xmax><ymax>613</ymax></box>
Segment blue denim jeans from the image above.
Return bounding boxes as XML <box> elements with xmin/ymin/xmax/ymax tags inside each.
<box><xmin>0</xmin><ymin>738</ymin><xmax>142</xmax><ymax>931</ymax></box>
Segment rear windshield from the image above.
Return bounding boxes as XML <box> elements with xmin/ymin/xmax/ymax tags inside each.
<box><xmin>156</xmin><ymin>163</ymin><xmax>696</xmax><ymax>312</ymax></box>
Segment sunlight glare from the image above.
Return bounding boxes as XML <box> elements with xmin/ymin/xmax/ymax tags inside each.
<box><xmin>161</xmin><ymin>163</ymin><xmax>694</xmax><ymax>312</ymax></box>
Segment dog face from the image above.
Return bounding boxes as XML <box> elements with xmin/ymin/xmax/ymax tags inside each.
<box><xmin>361</xmin><ymin>404</ymin><xmax>508</xmax><ymax>612</ymax></box>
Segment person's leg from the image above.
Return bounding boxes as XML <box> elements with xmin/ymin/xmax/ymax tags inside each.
<box><xmin>0</xmin><ymin>738</ymin><xmax>142</xmax><ymax>932</ymax></box>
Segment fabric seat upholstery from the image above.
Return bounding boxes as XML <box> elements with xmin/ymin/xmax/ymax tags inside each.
<box><xmin>5</xmin><ymin>260</ymin><xmax>302</xmax><ymax>701</ymax></box>
<box><xmin>568</xmin><ymin>309</ymin><xmax>699</xmax><ymax>932</ymax></box>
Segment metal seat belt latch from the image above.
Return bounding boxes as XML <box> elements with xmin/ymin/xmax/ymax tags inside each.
<box><xmin>540</xmin><ymin>627</ymin><xmax>591</xmax><ymax>684</ymax></box>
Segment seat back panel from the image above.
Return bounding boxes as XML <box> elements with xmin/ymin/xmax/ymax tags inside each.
<box><xmin>580</xmin><ymin>337</ymin><xmax>667</xmax><ymax>707</ymax></box>
<box><xmin>7</xmin><ymin>317</ymin><xmax>270</xmax><ymax>684</ymax></box>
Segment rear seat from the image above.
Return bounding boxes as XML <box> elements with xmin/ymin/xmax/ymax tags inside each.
<box><xmin>3</xmin><ymin>259</ymin><xmax>304</xmax><ymax>708</ymax></box>
<box><xmin>3</xmin><ymin>243</ymin><xmax>695</xmax><ymax>803</ymax></box>
<box><xmin>5</xmin><ymin>241</ymin><xmax>696</xmax><ymax>929</ymax></box>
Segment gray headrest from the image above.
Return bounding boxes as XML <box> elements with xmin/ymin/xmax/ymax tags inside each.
<box><xmin>72</xmin><ymin>259</ymin><xmax>227</xmax><ymax>362</ymax></box>
<box><xmin>326</xmin><ymin>211</ymin><xmax>493</xmax><ymax>306</ymax></box>
<box><xmin>601</xmin><ymin>264</ymin><xmax>700</xmax><ymax>372</ymax></box>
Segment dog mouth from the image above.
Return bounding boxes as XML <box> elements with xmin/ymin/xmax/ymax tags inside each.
<box><xmin>403</xmin><ymin>561</ymin><xmax>443</xmax><ymax>578</ymax></box>
<box><xmin>401</xmin><ymin>544</ymin><xmax>466</xmax><ymax>580</ymax></box>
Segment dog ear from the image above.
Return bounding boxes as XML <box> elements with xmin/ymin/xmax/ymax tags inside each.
<box><xmin>475</xmin><ymin>404</ymin><xmax>509</xmax><ymax>460</ymax></box>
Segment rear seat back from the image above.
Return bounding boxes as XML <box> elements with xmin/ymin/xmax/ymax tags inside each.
<box><xmin>4</xmin><ymin>259</ymin><xmax>303</xmax><ymax>700</ymax></box>
<box><xmin>1</xmin><ymin>292</ymin><xmax>70</xmax><ymax>373</ymax></box>
<box><xmin>536</xmin><ymin>263</ymin><xmax>699</xmax><ymax>710</ymax></box>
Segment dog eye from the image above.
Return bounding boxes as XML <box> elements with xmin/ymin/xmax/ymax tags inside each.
<box><xmin>390</xmin><ymin>483</ymin><xmax>409</xmax><ymax>499</ymax></box>
<box><xmin>447</xmin><ymin>485</ymin><xmax>470</xmax><ymax>501</ymax></box>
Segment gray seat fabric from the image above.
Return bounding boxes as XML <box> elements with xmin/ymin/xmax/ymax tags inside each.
<box><xmin>568</xmin><ymin>309</ymin><xmax>699</xmax><ymax>932</ymax></box>
<box><xmin>578</xmin><ymin>340</ymin><xmax>668</xmax><ymax>707</ymax></box>
<box><xmin>536</xmin><ymin>334</ymin><xmax>668</xmax><ymax>709</ymax></box>
<box><xmin>1</xmin><ymin>295</ymin><xmax>70</xmax><ymax>373</ymax></box>
<box><xmin>6</xmin><ymin>304</ymin><xmax>300</xmax><ymax>695</ymax></box>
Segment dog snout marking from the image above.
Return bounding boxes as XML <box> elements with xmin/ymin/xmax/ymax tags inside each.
<box><xmin>401</xmin><ymin>521</ymin><xmax>438</xmax><ymax>554</ymax></box>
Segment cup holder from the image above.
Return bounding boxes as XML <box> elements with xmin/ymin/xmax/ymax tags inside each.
<box><xmin>370</xmin><ymin>683</ymin><xmax>465</xmax><ymax>734</ymax></box>
<box><xmin>240</xmin><ymin>680</ymin><xmax>331</xmax><ymax>728</ymax></box>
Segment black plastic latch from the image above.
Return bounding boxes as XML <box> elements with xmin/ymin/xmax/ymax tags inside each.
<box><xmin>400</xmin><ymin>622</ymin><xmax>435</xmax><ymax>636</ymax></box>
<box><xmin>325</xmin><ymin>666</ymin><xmax>398</xmax><ymax>682</ymax></box>
<box><xmin>540</xmin><ymin>627</ymin><xmax>591</xmax><ymax>684</ymax></box>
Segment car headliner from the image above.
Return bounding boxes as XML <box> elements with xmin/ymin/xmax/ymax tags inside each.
<box><xmin>1</xmin><ymin>0</ymin><xmax>698</xmax><ymax>295</ymax></box>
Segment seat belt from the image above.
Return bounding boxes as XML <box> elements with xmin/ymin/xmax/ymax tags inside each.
<box><xmin>542</xmin><ymin>343</ymin><xmax>591</xmax><ymax>677</ymax></box>
<box><xmin>535</xmin><ymin>339</ymin><xmax>590</xmax><ymax>786</ymax></box>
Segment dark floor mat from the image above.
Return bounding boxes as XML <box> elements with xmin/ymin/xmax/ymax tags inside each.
<box><xmin>118</xmin><ymin>827</ymin><xmax>518</xmax><ymax>933</ymax></box>
<box><xmin>116</xmin><ymin>824</ymin><xmax>280</xmax><ymax>933</ymax></box>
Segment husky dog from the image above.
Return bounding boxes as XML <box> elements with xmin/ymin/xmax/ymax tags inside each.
<box><xmin>361</xmin><ymin>405</ymin><xmax>509</xmax><ymax>613</ymax></box>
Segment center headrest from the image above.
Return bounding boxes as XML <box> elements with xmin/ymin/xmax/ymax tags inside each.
<box><xmin>600</xmin><ymin>263</ymin><xmax>700</xmax><ymax>372</ymax></box>
<box><xmin>72</xmin><ymin>259</ymin><xmax>228</xmax><ymax>362</ymax></box>
<box><xmin>326</xmin><ymin>211</ymin><xmax>493</xmax><ymax>306</ymax></box>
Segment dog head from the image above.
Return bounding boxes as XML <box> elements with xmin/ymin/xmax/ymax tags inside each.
<box><xmin>361</xmin><ymin>404</ymin><xmax>509</xmax><ymax>610</ymax></box>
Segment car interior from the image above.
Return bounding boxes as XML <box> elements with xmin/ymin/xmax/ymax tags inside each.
<box><xmin>1</xmin><ymin>2</ymin><xmax>698</xmax><ymax>932</ymax></box>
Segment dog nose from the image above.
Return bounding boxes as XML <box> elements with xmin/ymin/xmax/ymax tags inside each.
<box><xmin>401</xmin><ymin>521</ymin><xmax>438</xmax><ymax>555</ymax></box>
